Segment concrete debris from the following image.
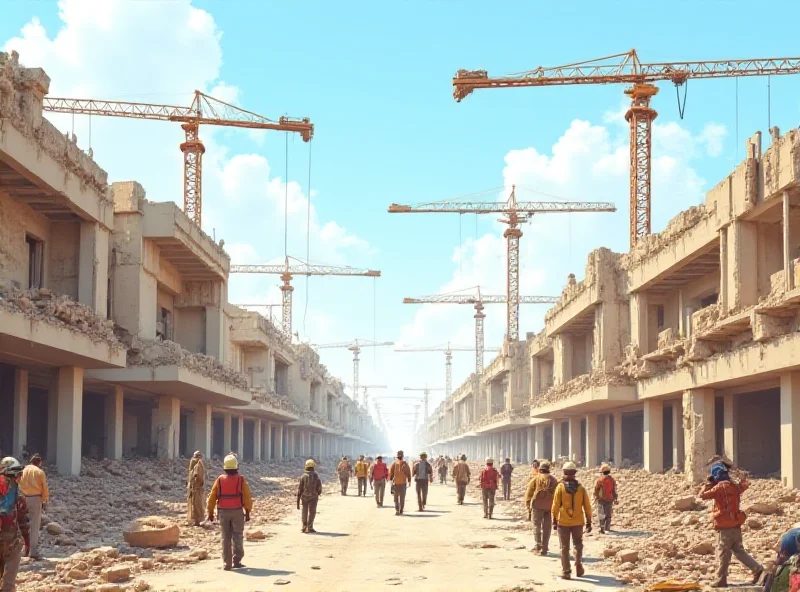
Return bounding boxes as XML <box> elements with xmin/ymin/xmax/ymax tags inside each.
<box><xmin>14</xmin><ymin>457</ymin><xmax>335</xmax><ymax>591</ymax></box>
<box><xmin>126</xmin><ymin>337</ymin><xmax>249</xmax><ymax>390</ymax></box>
<box><xmin>532</xmin><ymin>369</ymin><xmax>631</xmax><ymax>408</ymax></box>
<box><xmin>545</xmin><ymin>248</ymin><xmax>621</xmax><ymax>323</ymax></box>
<box><xmin>0</xmin><ymin>285</ymin><xmax>121</xmax><ymax>346</ymax></box>
<box><xmin>123</xmin><ymin>517</ymin><xmax>180</xmax><ymax>549</ymax></box>
<box><xmin>621</xmin><ymin>205</ymin><xmax>711</xmax><ymax>270</ymax></box>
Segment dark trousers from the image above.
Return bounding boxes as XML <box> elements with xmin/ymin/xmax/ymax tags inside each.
<box><xmin>532</xmin><ymin>508</ymin><xmax>552</xmax><ymax>552</ymax></box>
<box><xmin>482</xmin><ymin>488</ymin><xmax>496</xmax><ymax>517</ymax></box>
<box><xmin>558</xmin><ymin>525</ymin><xmax>584</xmax><ymax>575</ymax></box>
<box><xmin>358</xmin><ymin>477</ymin><xmax>367</xmax><ymax>496</ymax></box>
<box><xmin>393</xmin><ymin>483</ymin><xmax>407</xmax><ymax>513</ymax></box>
<box><xmin>456</xmin><ymin>482</ymin><xmax>467</xmax><ymax>503</ymax></box>
<box><xmin>438</xmin><ymin>468</ymin><xmax>447</xmax><ymax>484</ymax></box>
<box><xmin>415</xmin><ymin>479</ymin><xmax>429</xmax><ymax>508</ymax></box>
<box><xmin>301</xmin><ymin>498</ymin><xmax>318</xmax><ymax>529</ymax></box>
<box><xmin>374</xmin><ymin>479</ymin><xmax>386</xmax><ymax>505</ymax></box>
<box><xmin>597</xmin><ymin>500</ymin><xmax>613</xmax><ymax>530</ymax></box>
<box><xmin>502</xmin><ymin>480</ymin><xmax>511</xmax><ymax>500</ymax></box>
<box><xmin>339</xmin><ymin>476</ymin><xmax>349</xmax><ymax>495</ymax></box>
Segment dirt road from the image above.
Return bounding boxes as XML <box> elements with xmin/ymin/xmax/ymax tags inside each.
<box><xmin>143</xmin><ymin>480</ymin><xmax>622</xmax><ymax>591</ymax></box>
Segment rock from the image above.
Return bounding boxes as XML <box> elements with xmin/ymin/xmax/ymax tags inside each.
<box><xmin>66</xmin><ymin>568</ymin><xmax>88</xmax><ymax>580</ymax></box>
<box><xmin>749</xmin><ymin>502</ymin><xmax>780</xmax><ymax>515</ymax></box>
<box><xmin>673</xmin><ymin>496</ymin><xmax>696</xmax><ymax>511</ymax></box>
<box><xmin>46</xmin><ymin>522</ymin><xmax>65</xmax><ymax>535</ymax></box>
<box><xmin>55</xmin><ymin>535</ymin><xmax>76</xmax><ymax>546</ymax></box>
<box><xmin>245</xmin><ymin>529</ymin><xmax>266</xmax><ymax>541</ymax></box>
<box><xmin>95</xmin><ymin>585</ymin><xmax>122</xmax><ymax>592</ymax></box>
<box><xmin>275</xmin><ymin>580</ymin><xmax>291</xmax><ymax>586</ymax></box>
<box><xmin>617</xmin><ymin>549</ymin><xmax>639</xmax><ymax>563</ymax></box>
<box><xmin>140</xmin><ymin>559</ymin><xmax>154</xmax><ymax>570</ymax></box>
<box><xmin>480</xmin><ymin>543</ymin><xmax>499</xmax><ymax>549</ymax></box>
<box><xmin>134</xmin><ymin>582</ymin><xmax>151</xmax><ymax>591</ymax></box>
<box><xmin>123</xmin><ymin>516</ymin><xmax>180</xmax><ymax>548</ymax></box>
<box><xmin>691</xmin><ymin>541</ymin><xmax>714</xmax><ymax>555</ymax></box>
<box><xmin>311</xmin><ymin>565</ymin><xmax>321</xmax><ymax>570</ymax></box>
<box><xmin>101</xmin><ymin>565</ymin><xmax>131</xmax><ymax>583</ymax></box>
<box><xmin>747</xmin><ymin>518</ymin><xmax>764</xmax><ymax>530</ymax></box>
<box><xmin>189</xmin><ymin>549</ymin><xmax>208</xmax><ymax>560</ymax></box>
<box><xmin>682</xmin><ymin>514</ymin><xmax>699</xmax><ymax>525</ymax></box>
<box><xmin>603</xmin><ymin>547</ymin><xmax>619</xmax><ymax>558</ymax></box>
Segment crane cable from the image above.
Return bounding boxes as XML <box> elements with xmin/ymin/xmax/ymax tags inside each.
<box><xmin>304</xmin><ymin>140</ymin><xmax>312</xmax><ymax>337</ymax></box>
<box><xmin>284</xmin><ymin>133</ymin><xmax>289</xmax><ymax>259</ymax></box>
<box><xmin>675</xmin><ymin>80</ymin><xmax>689</xmax><ymax>119</ymax></box>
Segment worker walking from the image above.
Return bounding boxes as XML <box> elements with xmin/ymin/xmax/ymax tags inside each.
<box><xmin>18</xmin><ymin>453</ymin><xmax>47</xmax><ymax>559</ymax></box>
<box><xmin>207</xmin><ymin>454</ymin><xmax>252</xmax><ymax>571</ymax></box>
<box><xmin>185</xmin><ymin>451</ymin><xmax>206</xmax><ymax>527</ymax></box>
<box><xmin>452</xmin><ymin>454</ymin><xmax>471</xmax><ymax>505</ymax></box>
<box><xmin>478</xmin><ymin>458</ymin><xmax>501</xmax><ymax>519</ymax></box>
<box><xmin>354</xmin><ymin>455</ymin><xmax>369</xmax><ymax>497</ymax></box>
<box><xmin>593</xmin><ymin>464</ymin><xmax>617</xmax><ymax>534</ymax></box>
<box><xmin>552</xmin><ymin>461</ymin><xmax>592</xmax><ymax>580</ymax></box>
<box><xmin>436</xmin><ymin>455</ymin><xmax>448</xmax><ymax>484</ymax></box>
<box><xmin>525</xmin><ymin>460</ymin><xmax>557</xmax><ymax>555</ymax></box>
<box><xmin>297</xmin><ymin>459</ymin><xmax>322</xmax><ymax>533</ymax></box>
<box><xmin>412</xmin><ymin>452</ymin><xmax>434</xmax><ymax>511</ymax></box>
<box><xmin>388</xmin><ymin>450</ymin><xmax>411</xmax><ymax>516</ymax></box>
<box><xmin>336</xmin><ymin>456</ymin><xmax>353</xmax><ymax>496</ymax></box>
<box><xmin>500</xmin><ymin>458</ymin><xmax>514</xmax><ymax>501</ymax></box>
<box><xmin>370</xmin><ymin>455</ymin><xmax>389</xmax><ymax>507</ymax></box>
<box><xmin>0</xmin><ymin>457</ymin><xmax>29</xmax><ymax>592</ymax></box>
<box><xmin>699</xmin><ymin>462</ymin><xmax>763</xmax><ymax>587</ymax></box>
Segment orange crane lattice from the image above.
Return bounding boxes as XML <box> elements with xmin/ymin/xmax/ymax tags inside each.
<box><xmin>453</xmin><ymin>49</ymin><xmax>800</xmax><ymax>247</ymax></box>
<box><xmin>42</xmin><ymin>91</ymin><xmax>313</xmax><ymax>227</ymax></box>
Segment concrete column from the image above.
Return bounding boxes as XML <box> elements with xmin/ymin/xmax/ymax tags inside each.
<box><xmin>194</xmin><ymin>403</ymin><xmax>212</xmax><ymax>458</ymax></box>
<box><xmin>79</xmin><ymin>221</ymin><xmax>109</xmax><ymax>317</ymax></box>
<box><xmin>671</xmin><ymin>402</ymin><xmax>685</xmax><ymax>470</ymax></box>
<box><xmin>553</xmin><ymin>420</ymin><xmax>563</xmax><ymax>459</ymax></box>
<box><xmin>253</xmin><ymin>420</ymin><xmax>262</xmax><ymax>461</ymax></box>
<box><xmin>586</xmin><ymin>414</ymin><xmax>599</xmax><ymax>468</ymax></box>
<box><xmin>644</xmin><ymin>399</ymin><xmax>664</xmax><ymax>473</ymax></box>
<box><xmin>275</xmin><ymin>423</ymin><xmax>284</xmax><ymax>459</ymax></box>
<box><xmin>534</xmin><ymin>426</ymin><xmax>545</xmax><ymax>460</ymax></box>
<box><xmin>781</xmin><ymin>372</ymin><xmax>800</xmax><ymax>488</ymax></box>
<box><xmin>568</xmin><ymin>417</ymin><xmax>581</xmax><ymax>463</ymax></box>
<box><xmin>105</xmin><ymin>386</ymin><xmax>124</xmax><ymax>460</ymax></box>
<box><xmin>784</xmin><ymin>191</ymin><xmax>794</xmax><ymax>292</ymax></box>
<box><xmin>156</xmin><ymin>395</ymin><xmax>180</xmax><ymax>459</ymax></box>
<box><xmin>683</xmin><ymin>388</ymin><xmax>716</xmax><ymax>484</ymax></box>
<box><xmin>265</xmin><ymin>422</ymin><xmax>273</xmax><ymax>460</ymax></box>
<box><xmin>223</xmin><ymin>414</ymin><xmax>232</xmax><ymax>453</ymax></box>
<box><xmin>723</xmin><ymin>393</ymin><xmax>737</xmax><ymax>463</ymax></box>
<box><xmin>205</xmin><ymin>283</ymin><xmax>227</xmax><ymax>360</ymax></box>
<box><xmin>236</xmin><ymin>416</ymin><xmax>244</xmax><ymax>456</ymax></box>
<box><xmin>12</xmin><ymin>368</ymin><xmax>28</xmax><ymax>458</ymax></box>
<box><xmin>726</xmin><ymin>220</ymin><xmax>759</xmax><ymax>310</ymax></box>
<box><xmin>612</xmin><ymin>412</ymin><xmax>623</xmax><ymax>467</ymax></box>
<box><xmin>526</xmin><ymin>428</ymin><xmax>534</xmax><ymax>463</ymax></box>
<box><xmin>630</xmin><ymin>292</ymin><xmax>648</xmax><ymax>352</ymax></box>
<box><xmin>47</xmin><ymin>373</ymin><xmax>58</xmax><ymax>463</ymax></box>
<box><xmin>56</xmin><ymin>367</ymin><xmax>84</xmax><ymax>476</ymax></box>
<box><xmin>604</xmin><ymin>415</ymin><xmax>612</xmax><ymax>461</ymax></box>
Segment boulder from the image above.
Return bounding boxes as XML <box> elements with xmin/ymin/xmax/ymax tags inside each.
<box><xmin>673</xmin><ymin>496</ymin><xmax>696</xmax><ymax>511</ymax></box>
<box><xmin>747</xmin><ymin>518</ymin><xmax>764</xmax><ymax>530</ymax></box>
<box><xmin>246</xmin><ymin>529</ymin><xmax>266</xmax><ymax>541</ymax></box>
<box><xmin>101</xmin><ymin>565</ymin><xmax>131</xmax><ymax>583</ymax></box>
<box><xmin>691</xmin><ymin>541</ymin><xmax>714</xmax><ymax>555</ymax></box>
<box><xmin>46</xmin><ymin>522</ymin><xmax>65</xmax><ymax>535</ymax></box>
<box><xmin>749</xmin><ymin>502</ymin><xmax>780</xmax><ymax>515</ymax></box>
<box><xmin>123</xmin><ymin>516</ymin><xmax>180</xmax><ymax>549</ymax></box>
<box><xmin>618</xmin><ymin>549</ymin><xmax>639</xmax><ymax>563</ymax></box>
<box><xmin>95</xmin><ymin>585</ymin><xmax>122</xmax><ymax>592</ymax></box>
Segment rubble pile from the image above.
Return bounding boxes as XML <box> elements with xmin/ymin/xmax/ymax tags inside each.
<box><xmin>16</xmin><ymin>457</ymin><xmax>335</xmax><ymax>591</ymax></box>
<box><xmin>622</xmin><ymin>205</ymin><xmax>711</xmax><ymax>269</ymax></box>
<box><xmin>532</xmin><ymin>370</ymin><xmax>631</xmax><ymax>408</ymax></box>
<box><xmin>0</xmin><ymin>286</ymin><xmax>120</xmax><ymax>346</ymax></box>
<box><xmin>126</xmin><ymin>338</ymin><xmax>249</xmax><ymax>389</ymax></box>
<box><xmin>502</xmin><ymin>464</ymin><xmax>796</xmax><ymax>588</ymax></box>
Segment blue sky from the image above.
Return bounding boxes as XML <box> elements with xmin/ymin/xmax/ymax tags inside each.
<box><xmin>4</xmin><ymin>0</ymin><xmax>800</xmax><ymax>448</ymax></box>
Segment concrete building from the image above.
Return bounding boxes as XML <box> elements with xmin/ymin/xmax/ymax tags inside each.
<box><xmin>421</xmin><ymin>127</ymin><xmax>800</xmax><ymax>487</ymax></box>
<box><xmin>0</xmin><ymin>51</ymin><xmax>385</xmax><ymax>475</ymax></box>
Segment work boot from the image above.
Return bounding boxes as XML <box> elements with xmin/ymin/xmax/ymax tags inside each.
<box><xmin>302</xmin><ymin>526</ymin><xmax>308</xmax><ymax>533</ymax></box>
<box><xmin>307</xmin><ymin>527</ymin><xmax>317</xmax><ymax>533</ymax></box>
<box><xmin>233</xmin><ymin>560</ymin><xmax>244</xmax><ymax>569</ymax></box>
<box><xmin>752</xmin><ymin>567</ymin><xmax>764</xmax><ymax>585</ymax></box>
<box><xmin>223</xmin><ymin>565</ymin><xmax>232</xmax><ymax>571</ymax></box>
<box><xmin>561</xmin><ymin>572</ymin><xmax>571</xmax><ymax>580</ymax></box>
<box><xmin>540</xmin><ymin>549</ymin><xmax>548</xmax><ymax>556</ymax></box>
<box><xmin>395</xmin><ymin>510</ymin><xmax>400</xmax><ymax>516</ymax></box>
<box><xmin>599</xmin><ymin>527</ymin><xmax>605</xmax><ymax>534</ymax></box>
<box><xmin>576</xmin><ymin>563</ymin><xmax>585</xmax><ymax>578</ymax></box>
<box><xmin>710</xmin><ymin>580</ymin><xmax>727</xmax><ymax>588</ymax></box>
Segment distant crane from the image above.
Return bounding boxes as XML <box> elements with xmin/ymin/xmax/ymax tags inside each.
<box><xmin>403</xmin><ymin>386</ymin><xmax>445</xmax><ymax>422</ymax></box>
<box><xmin>395</xmin><ymin>342</ymin><xmax>500</xmax><ymax>398</ymax></box>
<box><xmin>452</xmin><ymin>49</ymin><xmax>800</xmax><ymax>247</ymax></box>
<box><xmin>389</xmin><ymin>186</ymin><xmax>614</xmax><ymax>341</ymax></box>
<box><xmin>345</xmin><ymin>384</ymin><xmax>388</xmax><ymax>409</ymax></box>
<box><xmin>313</xmin><ymin>340</ymin><xmax>394</xmax><ymax>403</ymax></box>
<box><xmin>231</xmin><ymin>257</ymin><xmax>381</xmax><ymax>337</ymax></box>
<box><xmin>43</xmin><ymin>91</ymin><xmax>313</xmax><ymax>227</ymax></box>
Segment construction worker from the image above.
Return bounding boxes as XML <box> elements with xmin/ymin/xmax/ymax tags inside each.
<box><xmin>452</xmin><ymin>454</ymin><xmax>471</xmax><ymax>505</ymax></box>
<box><xmin>388</xmin><ymin>450</ymin><xmax>411</xmax><ymax>516</ymax></box>
<box><xmin>412</xmin><ymin>452</ymin><xmax>434</xmax><ymax>511</ymax></box>
<box><xmin>478</xmin><ymin>458</ymin><xmax>501</xmax><ymax>519</ymax></box>
<box><xmin>525</xmin><ymin>460</ymin><xmax>557</xmax><ymax>556</ymax></box>
<box><xmin>336</xmin><ymin>456</ymin><xmax>353</xmax><ymax>496</ymax></box>
<box><xmin>530</xmin><ymin>459</ymin><xmax>540</xmax><ymax>476</ymax></box>
<box><xmin>354</xmin><ymin>455</ymin><xmax>370</xmax><ymax>497</ymax></box>
<box><xmin>297</xmin><ymin>459</ymin><xmax>322</xmax><ymax>534</ymax></box>
<box><xmin>552</xmin><ymin>461</ymin><xmax>592</xmax><ymax>580</ymax></box>
<box><xmin>500</xmin><ymin>457</ymin><xmax>514</xmax><ymax>501</ymax></box>
<box><xmin>18</xmin><ymin>453</ymin><xmax>47</xmax><ymax>559</ymax></box>
<box><xmin>207</xmin><ymin>454</ymin><xmax>252</xmax><ymax>571</ymax></box>
<box><xmin>699</xmin><ymin>462</ymin><xmax>763</xmax><ymax>587</ymax></box>
<box><xmin>434</xmin><ymin>455</ymin><xmax>446</xmax><ymax>484</ymax></box>
<box><xmin>0</xmin><ymin>457</ymin><xmax>29</xmax><ymax>592</ymax></box>
<box><xmin>185</xmin><ymin>451</ymin><xmax>206</xmax><ymax>527</ymax></box>
<box><xmin>593</xmin><ymin>463</ymin><xmax>617</xmax><ymax>534</ymax></box>
<box><xmin>370</xmin><ymin>455</ymin><xmax>389</xmax><ymax>507</ymax></box>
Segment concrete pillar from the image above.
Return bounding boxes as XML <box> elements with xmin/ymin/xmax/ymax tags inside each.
<box><xmin>194</xmin><ymin>403</ymin><xmax>212</xmax><ymax>458</ymax></box>
<box><xmin>644</xmin><ymin>399</ymin><xmax>664</xmax><ymax>473</ymax></box>
<box><xmin>275</xmin><ymin>423</ymin><xmax>284</xmax><ymax>459</ymax></box>
<box><xmin>604</xmin><ymin>415</ymin><xmax>612</xmax><ymax>461</ymax></box>
<box><xmin>781</xmin><ymin>372</ymin><xmax>800</xmax><ymax>488</ymax></box>
<box><xmin>785</xmin><ymin>191</ymin><xmax>795</xmax><ymax>292</ymax></box>
<box><xmin>568</xmin><ymin>417</ymin><xmax>581</xmax><ymax>463</ymax></box>
<box><xmin>671</xmin><ymin>402</ymin><xmax>685</xmax><ymax>470</ymax></box>
<box><xmin>265</xmin><ymin>422</ymin><xmax>273</xmax><ymax>460</ymax></box>
<box><xmin>526</xmin><ymin>428</ymin><xmax>534</xmax><ymax>463</ymax></box>
<box><xmin>723</xmin><ymin>393</ymin><xmax>737</xmax><ymax>463</ymax></box>
<box><xmin>78</xmin><ymin>221</ymin><xmax>109</xmax><ymax>317</ymax></box>
<box><xmin>223</xmin><ymin>414</ymin><xmax>232</xmax><ymax>453</ymax></box>
<box><xmin>612</xmin><ymin>412</ymin><xmax>623</xmax><ymax>467</ymax></box>
<box><xmin>47</xmin><ymin>373</ymin><xmax>58</xmax><ymax>463</ymax></box>
<box><xmin>205</xmin><ymin>284</ymin><xmax>227</xmax><ymax>360</ymax></box>
<box><xmin>236</xmin><ymin>416</ymin><xmax>244</xmax><ymax>456</ymax></box>
<box><xmin>726</xmin><ymin>220</ymin><xmax>760</xmax><ymax>310</ymax></box>
<box><xmin>105</xmin><ymin>386</ymin><xmax>123</xmax><ymax>460</ymax></box>
<box><xmin>553</xmin><ymin>420</ymin><xmax>563</xmax><ymax>459</ymax></box>
<box><xmin>253</xmin><ymin>419</ymin><xmax>262</xmax><ymax>461</ymax></box>
<box><xmin>630</xmin><ymin>292</ymin><xmax>648</xmax><ymax>352</ymax></box>
<box><xmin>56</xmin><ymin>367</ymin><xmax>84</xmax><ymax>476</ymax></box>
<box><xmin>156</xmin><ymin>396</ymin><xmax>180</xmax><ymax>459</ymax></box>
<box><xmin>12</xmin><ymin>368</ymin><xmax>28</xmax><ymax>458</ymax></box>
<box><xmin>586</xmin><ymin>414</ymin><xmax>599</xmax><ymax>468</ymax></box>
<box><xmin>534</xmin><ymin>426</ymin><xmax>545</xmax><ymax>460</ymax></box>
<box><xmin>683</xmin><ymin>388</ymin><xmax>716</xmax><ymax>484</ymax></box>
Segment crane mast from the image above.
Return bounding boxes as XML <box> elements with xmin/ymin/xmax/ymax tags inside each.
<box><xmin>314</xmin><ymin>340</ymin><xmax>394</xmax><ymax>403</ymax></box>
<box><xmin>395</xmin><ymin>343</ymin><xmax>477</xmax><ymax>397</ymax></box>
<box><xmin>404</xmin><ymin>386</ymin><xmax>445</xmax><ymax>422</ymax></box>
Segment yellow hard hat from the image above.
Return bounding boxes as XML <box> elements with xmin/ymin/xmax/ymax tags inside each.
<box><xmin>223</xmin><ymin>454</ymin><xmax>239</xmax><ymax>470</ymax></box>
<box><xmin>562</xmin><ymin>461</ymin><xmax>577</xmax><ymax>472</ymax></box>
<box><xmin>305</xmin><ymin>459</ymin><xmax>316</xmax><ymax>469</ymax></box>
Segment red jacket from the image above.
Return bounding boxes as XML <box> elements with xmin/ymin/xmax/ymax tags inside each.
<box><xmin>371</xmin><ymin>462</ymin><xmax>389</xmax><ymax>481</ymax></box>
<box><xmin>479</xmin><ymin>466</ymin><xmax>500</xmax><ymax>490</ymax></box>
<box><xmin>700</xmin><ymin>479</ymin><xmax>747</xmax><ymax>530</ymax></box>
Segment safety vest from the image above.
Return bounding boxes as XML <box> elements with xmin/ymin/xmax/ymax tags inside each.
<box><xmin>216</xmin><ymin>474</ymin><xmax>244</xmax><ymax>510</ymax></box>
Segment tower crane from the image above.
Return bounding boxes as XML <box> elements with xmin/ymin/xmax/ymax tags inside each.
<box><xmin>403</xmin><ymin>286</ymin><xmax>557</xmax><ymax>376</ymax></box>
<box><xmin>43</xmin><ymin>91</ymin><xmax>313</xmax><ymax>227</ymax></box>
<box><xmin>395</xmin><ymin>342</ymin><xmax>500</xmax><ymax>398</ymax></box>
<box><xmin>345</xmin><ymin>384</ymin><xmax>388</xmax><ymax>409</ymax></box>
<box><xmin>390</xmin><ymin>187</ymin><xmax>614</xmax><ymax>341</ymax></box>
<box><xmin>452</xmin><ymin>49</ymin><xmax>800</xmax><ymax>247</ymax></box>
<box><xmin>403</xmin><ymin>387</ymin><xmax>445</xmax><ymax>422</ymax></box>
<box><xmin>231</xmin><ymin>257</ymin><xmax>381</xmax><ymax>337</ymax></box>
<box><xmin>313</xmin><ymin>340</ymin><xmax>394</xmax><ymax>404</ymax></box>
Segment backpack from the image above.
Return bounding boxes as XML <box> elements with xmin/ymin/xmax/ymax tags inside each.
<box><xmin>598</xmin><ymin>476</ymin><xmax>614</xmax><ymax>501</ymax></box>
<box><xmin>535</xmin><ymin>475</ymin><xmax>556</xmax><ymax>501</ymax></box>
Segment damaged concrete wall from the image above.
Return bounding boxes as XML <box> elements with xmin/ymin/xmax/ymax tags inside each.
<box><xmin>0</xmin><ymin>193</ymin><xmax>50</xmax><ymax>290</ymax></box>
<box><xmin>46</xmin><ymin>222</ymin><xmax>80</xmax><ymax>300</ymax></box>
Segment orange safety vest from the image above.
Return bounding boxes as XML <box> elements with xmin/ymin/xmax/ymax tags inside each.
<box><xmin>216</xmin><ymin>474</ymin><xmax>244</xmax><ymax>510</ymax></box>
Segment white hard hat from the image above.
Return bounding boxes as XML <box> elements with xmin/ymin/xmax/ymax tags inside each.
<box><xmin>562</xmin><ymin>461</ymin><xmax>577</xmax><ymax>472</ymax></box>
<box><xmin>1</xmin><ymin>457</ymin><xmax>22</xmax><ymax>475</ymax></box>
<box><xmin>486</xmin><ymin>457</ymin><xmax>494</xmax><ymax>464</ymax></box>
<box><xmin>223</xmin><ymin>454</ymin><xmax>239</xmax><ymax>470</ymax></box>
